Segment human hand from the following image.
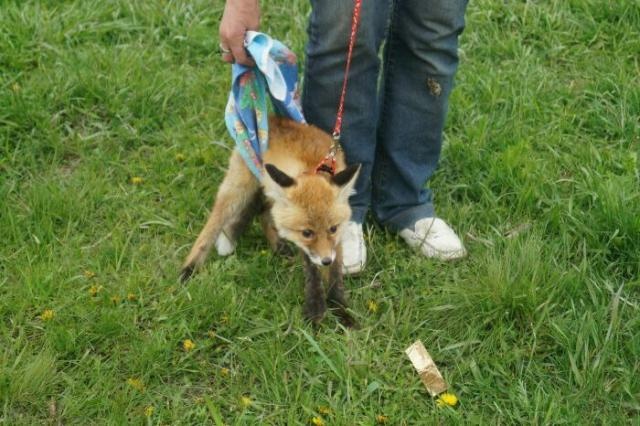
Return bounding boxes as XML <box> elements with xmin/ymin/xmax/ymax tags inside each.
<box><xmin>219</xmin><ymin>0</ymin><xmax>260</xmax><ymax>65</ymax></box>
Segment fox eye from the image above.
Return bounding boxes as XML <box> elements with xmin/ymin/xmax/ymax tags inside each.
<box><xmin>328</xmin><ymin>225</ymin><xmax>338</xmax><ymax>234</ymax></box>
<box><xmin>301</xmin><ymin>229</ymin><xmax>314</xmax><ymax>238</ymax></box>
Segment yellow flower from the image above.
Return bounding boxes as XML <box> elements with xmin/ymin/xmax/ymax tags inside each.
<box><xmin>130</xmin><ymin>176</ymin><xmax>144</xmax><ymax>185</ymax></box>
<box><xmin>40</xmin><ymin>309</ymin><xmax>55</xmax><ymax>321</ymax></box>
<box><xmin>144</xmin><ymin>405</ymin><xmax>154</xmax><ymax>417</ymax></box>
<box><xmin>376</xmin><ymin>414</ymin><xmax>389</xmax><ymax>424</ymax></box>
<box><xmin>127</xmin><ymin>377</ymin><xmax>145</xmax><ymax>392</ymax></box>
<box><xmin>83</xmin><ymin>270</ymin><xmax>96</xmax><ymax>279</ymax></box>
<box><xmin>220</xmin><ymin>367</ymin><xmax>230</xmax><ymax>377</ymax></box>
<box><xmin>183</xmin><ymin>339</ymin><xmax>196</xmax><ymax>352</ymax></box>
<box><xmin>89</xmin><ymin>284</ymin><xmax>102</xmax><ymax>297</ymax></box>
<box><xmin>111</xmin><ymin>295</ymin><xmax>121</xmax><ymax>304</ymax></box>
<box><xmin>436</xmin><ymin>392</ymin><xmax>458</xmax><ymax>408</ymax></box>
<box><xmin>175</xmin><ymin>153</ymin><xmax>186</xmax><ymax>162</ymax></box>
<box><xmin>367</xmin><ymin>300</ymin><xmax>379</xmax><ymax>313</ymax></box>
<box><xmin>318</xmin><ymin>406</ymin><xmax>331</xmax><ymax>415</ymax></box>
<box><xmin>127</xmin><ymin>293</ymin><xmax>137</xmax><ymax>302</ymax></box>
<box><xmin>240</xmin><ymin>396</ymin><xmax>252</xmax><ymax>408</ymax></box>
<box><xmin>310</xmin><ymin>417</ymin><xmax>325</xmax><ymax>426</ymax></box>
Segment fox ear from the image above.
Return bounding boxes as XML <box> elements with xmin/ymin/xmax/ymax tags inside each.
<box><xmin>263</xmin><ymin>163</ymin><xmax>296</xmax><ymax>203</ymax></box>
<box><xmin>331</xmin><ymin>164</ymin><xmax>360</xmax><ymax>202</ymax></box>
<box><xmin>265</xmin><ymin>164</ymin><xmax>296</xmax><ymax>188</ymax></box>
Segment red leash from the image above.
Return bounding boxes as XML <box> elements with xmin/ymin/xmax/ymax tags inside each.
<box><xmin>315</xmin><ymin>0</ymin><xmax>362</xmax><ymax>176</ymax></box>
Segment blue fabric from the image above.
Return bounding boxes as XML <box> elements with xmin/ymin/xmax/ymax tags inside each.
<box><xmin>225</xmin><ymin>31</ymin><xmax>306</xmax><ymax>179</ymax></box>
<box><xmin>303</xmin><ymin>0</ymin><xmax>467</xmax><ymax>231</ymax></box>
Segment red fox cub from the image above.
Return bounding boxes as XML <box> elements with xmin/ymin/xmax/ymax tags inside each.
<box><xmin>181</xmin><ymin>117</ymin><xmax>360</xmax><ymax>327</ymax></box>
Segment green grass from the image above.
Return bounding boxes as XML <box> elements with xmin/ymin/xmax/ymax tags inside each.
<box><xmin>1</xmin><ymin>0</ymin><xmax>639</xmax><ymax>423</ymax></box>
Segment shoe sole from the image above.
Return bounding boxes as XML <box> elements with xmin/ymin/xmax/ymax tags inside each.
<box><xmin>342</xmin><ymin>263</ymin><xmax>365</xmax><ymax>275</ymax></box>
<box><xmin>424</xmin><ymin>248</ymin><xmax>467</xmax><ymax>261</ymax></box>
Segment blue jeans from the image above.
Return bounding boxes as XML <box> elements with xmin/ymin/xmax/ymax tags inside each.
<box><xmin>302</xmin><ymin>0</ymin><xmax>468</xmax><ymax>232</ymax></box>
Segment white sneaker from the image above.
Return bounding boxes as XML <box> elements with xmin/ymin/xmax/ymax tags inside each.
<box><xmin>399</xmin><ymin>217</ymin><xmax>466</xmax><ymax>260</ymax></box>
<box><xmin>215</xmin><ymin>231</ymin><xmax>236</xmax><ymax>256</ymax></box>
<box><xmin>341</xmin><ymin>221</ymin><xmax>366</xmax><ymax>274</ymax></box>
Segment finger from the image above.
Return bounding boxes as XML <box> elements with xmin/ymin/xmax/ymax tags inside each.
<box><xmin>228</xmin><ymin>39</ymin><xmax>254</xmax><ymax>67</ymax></box>
<box><xmin>221</xmin><ymin>52</ymin><xmax>234</xmax><ymax>63</ymax></box>
<box><xmin>219</xmin><ymin>42</ymin><xmax>232</xmax><ymax>54</ymax></box>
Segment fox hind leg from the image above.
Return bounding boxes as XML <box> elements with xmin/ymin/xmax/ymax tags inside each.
<box><xmin>217</xmin><ymin>190</ymin><xmax>262</xmax><ymax>256</ymax></box>
<box><xmin>181</xmin><ymin>150</ymin><xmax>260</xmax><ymax>281</ymax></box>
<box><xmin>259</xmin><ymin>207</ymin><xmax>295</xmax><ymax>257</ymax></box>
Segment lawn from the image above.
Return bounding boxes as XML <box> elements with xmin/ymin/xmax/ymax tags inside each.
<box><xmin>1</xmin><ymin>0</ymin><xmax>639</xmax><ymax>424</ymax></box>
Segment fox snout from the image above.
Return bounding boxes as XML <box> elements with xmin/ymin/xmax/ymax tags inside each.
<box><xmin>306</xmin><ymin>248</ymin><xmax>336</xmax><ymax>267</ymax></box>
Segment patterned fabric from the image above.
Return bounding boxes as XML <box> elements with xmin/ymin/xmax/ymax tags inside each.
<box><xmin>224</xmin><ymin>31</ymin><xmax>306</xmax><ymax>179</ymax></box>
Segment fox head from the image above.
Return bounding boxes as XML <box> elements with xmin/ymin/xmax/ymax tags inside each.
<box><xmin>263</xmin><ymin>163</ymin><xmax>360</xmax><ymax>266</ymax></box>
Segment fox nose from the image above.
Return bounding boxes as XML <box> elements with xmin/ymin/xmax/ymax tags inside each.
<box><xmin>321</xmin><ymin>257</ymin><xmax>333</xmax><ymax>266</ymax></box>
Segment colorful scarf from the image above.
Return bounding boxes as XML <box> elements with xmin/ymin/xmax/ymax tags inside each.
<box><xmin>224</xmin><ymin>31</ymin><xmax>306</xmax><ymax>179</ymax></box>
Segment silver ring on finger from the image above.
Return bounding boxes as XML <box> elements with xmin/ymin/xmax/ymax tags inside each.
<box><xmin>219</xmin><ymin>43</ymin><xmax>231</xmax><ymax>54</ymax></box>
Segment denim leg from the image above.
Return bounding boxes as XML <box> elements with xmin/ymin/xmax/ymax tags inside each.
<box><xmin>302</xmin><ymin>0</ymin><xmax>391</xmax><ymax>224</ymax></box>
<box><xmin>372</xmin><ymin>0</ymin><xmax>468</xmax><ymax>232</ymax></box>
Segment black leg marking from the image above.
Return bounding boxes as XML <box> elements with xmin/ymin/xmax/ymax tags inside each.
<box><xmin>179</xmin><ymin>264</ymin><xmax>195</xmax><ymax>283</ymax></box>
<box><xmin>327</xmin><ymin>251</ymin><xmax>357</xmax><ymax>329</ymax></box>
<box><xmin>303</xmin><ymin>254</ymin><xmax>326</xmax><ymax>325</ymax></box>
<box><xmin>275</xmin><ymin>240</ymin><xmax>296</xmax><ymax>258</ymax></box>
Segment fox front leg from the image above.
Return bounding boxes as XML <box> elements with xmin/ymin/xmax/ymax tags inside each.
<box><xmin>302</xmin><ymin>254</ymin><xmax>326</xmax><ymax>325</ymax></box>
<box><xmin>326</xmin><ymin>247</ymin><xmax>357</xmax><ymax>329</ymax></box>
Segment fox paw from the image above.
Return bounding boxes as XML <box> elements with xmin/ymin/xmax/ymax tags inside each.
<box><xmin>303</xmin><ymin>300</ymin><xmax>327</xmax><ymax>326</ymax></box>
<box><xmin>333</xmin><ymin>308</ymin><xmax>358</xmax><ymax>329</ymax></box>
<box><xmin>274</xmin><ymin>240</ymin><xmax>296</xmax><ymax>258</ymax></box>
<box><xmin>179</xmin><ymin>264</ymin><xmax>195</xmax><ymax>282</ymax></box>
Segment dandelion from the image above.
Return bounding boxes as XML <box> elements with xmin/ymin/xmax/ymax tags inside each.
<box><xmin>367</xmin><ymin>299</ymin><xmax>379</xmax><ymax>313</ymax></box>
<box><xmin>127</xmin><ymin>378</ymin><xmax>145</xmax><ymax>392</ymax></box>
<box><xmin>40</xmin><ymin>309</ymin><xmax>55</xmax><ymax>321</ymax></box>
<box><xmin>318</xmin><ymin>406</ymin><xmax>331</xmax><ymax>415</ymax></box>
<box><xmin>376</xmin><ymin>414</ymin><xmax>389</xmax><ymax>424</ymax></box>
<box><xmin>220</xmin><ymin>367</ymin><xmax>230</xmax><ymax>377</ymax></box>
<box><xmin>127</xmin><ymin>293</ymin><xmax>137</xmax><ymax>302</ymax></box>
<box><xmin>310</xmin><ymin>417</ymin><xmax>325</xmax><ymax>426</ymax></box>
<box><xmin>436</xmin><ymin>392</ymin><xmax>458</xmax><ymax>408</ymax></box>
<box><xmin>207</xmin><ymin>330</ymin><xmax>217</xmax><ymax>338</ymax></box>
<box><xmin>83</xmin><ymin>270</ymin><xmax>96</xmax><ymax>279</ymax></box>
<box><xmin>175</xmin><ymin>153</ymin><xmax>186</xmax><ymax>162</ymax></box>
<box><xmin>89</xmin><ymin>284</ymin><xmax>102</xmax><ymax>297</ymax></box>
<box><xmin>183</xmin><ymin>339</ymin><xmax>196</xmax><ymax>352</ymax></box>
<box><xmin>240</xmin><ymin>395</ymin><xmax>252</xmax><ymax>408</ymax></box>
<box><xmin>111</xmin><ymin>295</ymin><xmax>121</xmax><ymax>304</ymax></box>
<box><xmin>144</xmin><ymin>405</ymin><xmax>154</xmax><ymax>417</ymax></box>
<box><xmin>130</xmin><ymin>176</ymin><xmax>144</xmax><ymax>185</ymax></box>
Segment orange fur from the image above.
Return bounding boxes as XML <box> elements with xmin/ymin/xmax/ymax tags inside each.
<box><xmin>180</xmin><ymin>117</ymin><xmax>359</xmax><ymax>327</ymax></box>
<box><xmin>182</xmin><ymin>117</ymin><xmax>355</xmax><ymax>272</ymax></box>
